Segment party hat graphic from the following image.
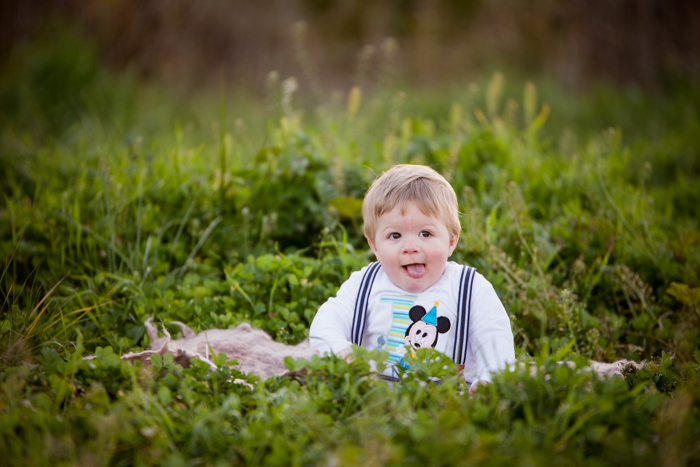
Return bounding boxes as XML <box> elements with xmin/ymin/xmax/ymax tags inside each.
<box><xmin>422</xmin><ymin>302</ymin><xmax>439</xmax><ymax>326</ymax></box>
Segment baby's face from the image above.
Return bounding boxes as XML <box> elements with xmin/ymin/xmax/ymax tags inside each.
<box><xmin>368</xmin><ymin>201</ymin><xmax>458</xmax><ymax>293</ymax></box>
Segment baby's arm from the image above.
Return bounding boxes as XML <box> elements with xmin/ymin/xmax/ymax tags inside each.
<box><xmin>309</xmin><ymin>269</ymin><xmax>364</xmax><ymax>356</ymax></box>
<box><xmin>467</xmin><ymin>273</ymin><xmax>516</xmax><ymax>387</ymax></box>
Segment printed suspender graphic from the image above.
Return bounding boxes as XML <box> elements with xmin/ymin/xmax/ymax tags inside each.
<box><xmin>350</xmin><ymin>262</ymin><xmax>381</xmax><ymax>346</ymax></box>
<box><xmin>352</xmin><ymin>262</ymin><xmax>477</xmax><ymax>366</ymax></box>
<box><xmin>452</xmin><ymin>266</ymin><xmax>476</xmax><ymax>365</ymax></box>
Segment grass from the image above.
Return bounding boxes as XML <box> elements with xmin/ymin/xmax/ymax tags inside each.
<box><xmin>1</xmin><ymin>29</ymin><xmax>700</xmax><ymax>465</ymax></box>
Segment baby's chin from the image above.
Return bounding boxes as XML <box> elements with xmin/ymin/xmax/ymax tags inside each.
<box><xmin>395</xmin><ymin>266</ymin><xmax>447</xmax><ymax>293</ymax></box>
<box><xmin>381</xmin><ymin>262</ymin><xmax>445</xmax><ymax>293</ymax></box>
<box><xmin>399</xmin><ymin>277</ymin><xmax>433</xmax><ymax>294</ymax></box>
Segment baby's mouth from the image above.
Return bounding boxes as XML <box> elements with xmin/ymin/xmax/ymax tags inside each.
<box><xmin>402</xmin><ymin>263</ymin><xmax>426</xmax><ymax>279</ymax></box>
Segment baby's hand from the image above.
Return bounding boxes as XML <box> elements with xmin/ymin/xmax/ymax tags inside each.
<box><xmin>337</xmin><ymin>347</ymin><xmax>353</xmax><ymax>362</ymax></box>
<box><xmin>469</xmin><ymin>380</ymin><xmax>489</xmax><ymax>398</ymax></box>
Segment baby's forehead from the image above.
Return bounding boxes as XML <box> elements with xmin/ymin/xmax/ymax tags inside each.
<box><xmin>379</xmin><ymin>200</ymin><xmax>447</xmax><ymax>224</ymax></box>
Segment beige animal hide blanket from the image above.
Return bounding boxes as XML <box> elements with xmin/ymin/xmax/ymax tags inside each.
<box><xmin>120</xmin><ymin>319</ymin><xmax>313</xmax><ymax>380</ymax></box>
<box><xmin>119</xmin><ymin>319</ymin><xmax>643</xmax><ymax>380</ymax></box>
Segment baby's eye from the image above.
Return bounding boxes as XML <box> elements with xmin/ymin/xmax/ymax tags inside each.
<box><xmin>419</xmin><ymin>231</ymin><xmax>432</xmax><ymax>238</ymax></box>
<box><xmin>389</xmin><ymin>232</ymin><xmax>401</xmax><ymax>240</ymax></box>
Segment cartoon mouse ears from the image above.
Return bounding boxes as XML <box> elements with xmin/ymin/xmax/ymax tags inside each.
<box><xmin>409</xmin><ymin>302</ymin><xmax>440</xmax><ymax>325</ymax></box>
<box><xmin>408</xmin><ymin>302</ymin><xmax>450</xmax><ymax>333</ymax></box>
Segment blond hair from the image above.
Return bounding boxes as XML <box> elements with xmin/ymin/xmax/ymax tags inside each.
<box><xmin>362</xmin><ymin>165</ymin><xmax>461</xmax><ymax>242</ymax></box>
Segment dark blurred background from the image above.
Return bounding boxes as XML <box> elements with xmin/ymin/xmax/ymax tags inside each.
<box><xmin>2</xmin><ymin>0</ymin><xmax>699</xmax><ymax>93</ymax></box>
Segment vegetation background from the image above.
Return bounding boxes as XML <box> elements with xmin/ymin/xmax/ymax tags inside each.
<box><xmin>1</xmin><ymin>1</ymin><xmax>699</xmax><ymax>465</ymax></box>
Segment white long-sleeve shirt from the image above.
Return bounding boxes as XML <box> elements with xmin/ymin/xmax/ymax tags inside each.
<box><xmin>309</xmin><ymin>261</ymin><xmax>515</xmax><ymax>385</ymax></box>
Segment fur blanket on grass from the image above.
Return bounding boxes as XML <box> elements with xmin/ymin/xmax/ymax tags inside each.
<box><xmin>120</xmin><ymin>318</ymin><xmax>313</xmax><ymax>380</ymax></box>
<box><xmin>118</xmin><ymin>319</ymin><xmax>643</xmax><ymax>380</ymax></box>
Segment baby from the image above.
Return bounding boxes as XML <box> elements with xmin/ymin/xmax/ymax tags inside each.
<box><xmin>309</xmin><ymin>165</ymin><xmax>515</xmax><ymax>392</ymax></box>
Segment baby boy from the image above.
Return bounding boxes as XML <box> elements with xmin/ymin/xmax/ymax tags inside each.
<box><xmin>309</xmin><ymin>165</ymin><xmax>515</xmax><ymax>392</ymax></box>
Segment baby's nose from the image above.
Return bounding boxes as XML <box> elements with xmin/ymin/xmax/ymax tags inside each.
<box><xmin>402</xmin><ymin>239</ymin><xmax>419</xmax><ymax>253</ymax></box>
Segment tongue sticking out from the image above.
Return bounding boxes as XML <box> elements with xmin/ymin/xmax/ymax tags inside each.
<box><xmin>405</xmin><ymin>264</ymin><xmax>426</xmax><ymax>278</ymax></box>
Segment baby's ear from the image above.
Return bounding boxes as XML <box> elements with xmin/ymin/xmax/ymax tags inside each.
<box><xmin>367</xmin><ymin>236</ymin><xmax>377</xmax><ymax>253</ymax></box>
<box><xmin>448</xmin><ymin>233</ymin><xmax>459</xmax><ymax>256</ymax></box>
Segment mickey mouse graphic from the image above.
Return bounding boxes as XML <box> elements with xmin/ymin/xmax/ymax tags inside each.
<box><xmin>396</xmin><ymin>302</ymin><xmax>451</xmax><ymax>368</ymax></box>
